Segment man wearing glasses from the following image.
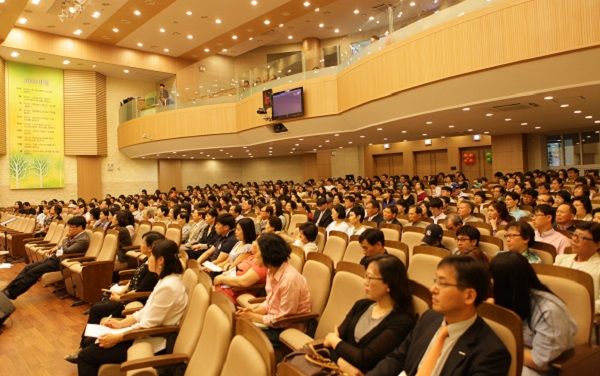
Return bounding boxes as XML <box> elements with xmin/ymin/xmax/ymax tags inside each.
<box><xmin>3</xmin><ymin>216</ymin><xmax>90</xmax><ymax>300</ymax></box>
<box><xmin>504</xmin><ymin>221</ymin><xmax>542</xmax><ymax>264</ymax></box>
<box><xmin>533</xmin><ymin>205</ymin><xmax>570</xmax><ymax>255</ymax></box>
<box><xmin>367</xmin><ymin>256</ymin><xmax>509</xmax><ymax>376</ymax></box>
<box><xmin>555</xmin><ymin>222</ymin><xmax>600</xmax><ymax>313</ymax></box>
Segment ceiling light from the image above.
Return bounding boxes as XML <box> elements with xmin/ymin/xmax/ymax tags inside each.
<box><xmin>397</xmin><ymin>11</ymin><xmax>403</xmax><ymax>18</ymax></box>
<box><xmin>18</xmin><ymin>17</ymin><xmax>28</xmax><ymax>25</ymax></box>
<box><xmin>204</xmin><ymin>48</ymin><xmax>210</xmax><ymax>52</ymax></box>
<box><xmin>137</xmin><ymin>42</ymin><xmax>143</xmax><ymax>47</ymax></box>
<box><xmin>368</xmin><ymin>16</ymin><xmax>374</xmax><ymax>21</ymax></box>
<box><xmin>186</xmin><ymin>10</ymin><xmax>193</xmax><ymax>16</ymax></box>
<box><xmin>319</xmin><ymin>23</ymin><xmax>324</xmax><ymax>28</ymax></box>
<box><xmin>92</xmin><ymin>11</ymin><xmax>101</xmax><ymax>19</ymax></box>
<box><xmin>504</xmin><ymin>118</ymin><xmax>511</xmax><ymax>121</ymax></box>
<box><xmin>467</xmin><ymin>129</ymin><xmax>473</xmax><ymax>132</ymax></box>
<box><xmin>159</xmin><ymin>27</ymin><xmax>165</xmax><ymax>33</ymax></box>
<box><xmin>360</xmin><ymin>135</ymin><xmax>365</xmax><ymax>138</ymax></box>
<box><xmin>348</xmin><ymin>141</ymin><xmax>353</xmax><ymax>144</ymax></box>
<box><xmin>215</xmin><ymin>18</ymin><xmax>222</xmax><ymax>24</ymax></box>
<box><xmin>473</xmin><ymin>134</ymin><xmax>481</xmax><ymax>141</ymax></box>
<box><xmin>422</xmin><ymin>133</ymin><xmax>428</xmax><ymax>136</ymax></box>
<box><xmin>410</xmin><ymin>1</ymin><xmax>416</xmax><ymax>6</ymax></box>
<box><xmin>133</xmin><ymin>9</ymin><xmax>141</xmax><ymax>16</ymax></box>
<box><xmin>534</xmin><ymin>126</ymin><xmax>541</xmax><ymax>129</ymax></box>
<box><xmin>521</xmin><ymin>122</ymin><xmax>528</xmax><ymax>125</ymax></box>
<box><xmin>73</xmin><ymin>29</ymin><xmax>82</xmax><ymax>35</ymax></box>
<box><xmin>334</xmin><ymin>133</ymin><xmax>340</xmax><ymax>136</ymax></box>
<box><xmin>112</xmin><ymin>27</ymin><xmax>119</xmax><ymax>33</ymax></box>
<box><xmin>486</xmin><ymin>113</ymin><xmax>493</xmax><ymax>117</ymax></box>
<box><xmin>560</xmin><ymin>104</ymin><xmax>569</xmax><ymax>108</ymax></box>
<box><xmin>401</xmin><ymin>130</ymin><xmax>407</xmax><ymax>134</ymax></box>
<box><xmin>248</xmin><ymin>37</ymin><xmax>254</xmax><ymax>41</ymax></box>
<box><xmin>288</xmin><ymin>35</ymin><xmax>293</xmax><ymax>40</ymax></box>
<box><xmin>424</xmin><ymin>139</ymin><xmax>432</xmax><ymax>146</ymax></box>
<box><xmin>263</xmin><ymin>19</ymin><xmax>270</xmax><ymax>25</ymax></box>
<box><xmin>92</xmin><ymin>64</ymin><xmax>96</xmax><ymax>68</ymax></box>
<box><xmin>426</xmin><ymin>121</ymin><xmax>432</xmax><ymax>125</ymax></box>
<box><xmin>222</xmin><ymin>48</ymin><xmax>228</xmax><ymax>52</ymax></box>
<box><xmin>484</xmin><ymin>131</ymin><xmax>490</xmax><ymax>134</ymax></box>
<box><xmin>462</xmin><ymin>107</ymin><xmax>470</xmax><ymax>111</ymax></box>
<box><xmin>544</xmin><ymin>96</ymin><xmax>553</xmax><ymax>100</ymax></box>
<box><xmin>63</xmin><ymin>59</ymin><xmax>70</xmax><ymax>65</ymax></box>
<box><xmin>232</xmin><ymin>35</ymin><xmax>238</xmax><ymax>40</ymax></box>
<box><xmin>279</xmin><ymin>23</ymin><xmax>284</xmax><ymax>28</ymax></box>
<box><xmin>163</xmin><ymin>48</ymin><xmax>170</xmax><ymax>52</ymax></box>
<box><xmin>383</xmin><ymin>138</ymin><xmax>388</xmax><ymax>141</ymax></box>
<box><xmin>353</xmin><ymin>9</ymin><xmax>360</xmax><ymax>15</ymax></box>
<box><xmin>32</xmin><ymin>0</ymin><xmax>41</xmax><ymax>4</ymax></box>
<box><xmin>123</xmin><ymin>69</ymin><xmax>129</xmax><ymax>73</ymax></box>
<box><xmin>314</xmin><ymin>7</ymin><xmax>320</xmax><ymax>12</ymax></box>
<box><xmin>585</xmin><ymin>115</ymin><xmax>593</xmax><ymax>119</ymax></box>
<box><xmin>448</xmin><ymin>125</ymin><xmax>455</xmax><ymax>128</ymax></box>
<box><xmin>334</xmin><ymin>28</ymin><xmax>340</xmax><ymax>33</ymax></box>
<box><xmin>10</xmin><ymin>51</ymin><xmax>19</xmax><ymax>58</ymax></box>
<box><xmin>251</xmin><ymin>0</ymin><xmax>258</xmax><ymax>6</ymax></box>
<box><xmin>303</xmin><ymin>1</ymin><xmax>311</xmax><ymax>7</ymax></box>
<box><xmin>574</xmin><ymin>110</ymin><xmax>582</xmax><ymax>114</ymax></box>
<box><xmin>187</xmin><ymin>34</ymin><xmax>193</xmax><ymax>40</ymax></box>
<box><xmin>595</xmin><ymin>120</ymin><xmax>600</xmax><ymax>124</ymax></box>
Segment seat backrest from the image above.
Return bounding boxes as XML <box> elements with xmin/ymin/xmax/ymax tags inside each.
<box><xmin>409</xmin><ymin>280</ymin><xmax>432</xmax><ymax>317</ymax></box>
<box><xmin>81</xmin><ymin>229</ymin><xmax>94</xmax><ymax>257</ymax></box>
<box><xmin>289</xmin><ymin>245</ymin><xmax>305</xmax><ymax>273</ymax></box>
<box><xmin>131</xmin><ymin>221</ymin><xmax>152</xmax><ymax>247</ymax></box>
<box><xmin>479</xmin><ymin>235</ymin><xmax>503</xmax><ymax>260</ymax></box>
<box><xmin>495</xmin><ymin>229</ymin><xmax>508</xmax><ymax>250</ymax></box>
<box><xmin>471</xmin><ymin>222</ymin><xmax>493</xmax><ymax>236</ymax></box>
<box><xmin>342</xmin><ymin>240</ymin><xmax>364</xmax><ymax>264</ymax></box>
<box><xmin>441</xmin><ymin>236</ymin><xmax>457</xmax><ymax>252</ymax></box>
<box><xmin>407</xmin><ymin>247</ymin><xmax>448</xmax><ymax>289</ymax></box>
<box><xmin>283</xmin><ymin>212</ymin><xmax>291</xmax><ymax>232</ymax></box>
<box><xmin>315</xmin><ymin>231</ymin><xmax>326</xmax><ymax>252</ymax></box>
<box><xmin>186</xmin><ymin>303</ymin><xmax>234</xmax><ymax>376</ymax></box>
<box><xmin>322</xmin><ymin>235</ymin><xmax>347</xmax><ymax>266</ymax></box>
<box><xmin>287</xmin><ymin>214</ymin><xmax>307</xmax><ymax>235</ymax></box>
<box><xmin>23</xmin><ymin>217</ymin><xmax>36</xmax><ymax>233</ymax></box>
<box><xmin>530</xmin><ymin>241</ymin><xmax>557</xmax><ymax>265</ymax></box>
<box><xmin>400</xmin><ymin>227</ymin><xmax>425</xmax><ymax>258</ymax></box>
<box><xmin>303</xmin><ymin>253</ymin><xmax>333</xmax><ymax>316</ymax></box>
<box><xmin>166</xmin><ymin>224</ymin><xmax>182</xmax><ymax>246</ymax></box>
<box><xmin>85</xmin><ymin>229</ymin><xmax>105</xmax><ymax>259</ymax></box>
<box><xmin>182</xmin><ymin>268</ymin><xmax>200</xmax><ymax>297</ymax></box>
<box><xmin>478</xmin><ymin>302</ymin><xmax>524</xmax><ymax>376</ymax></box>
<box><xmin>386</xmin><ymin>241</ymin><xmax>408</xmax><ymax>267</ymax></box>
<box><xmin>315</xmin><ymin>269</ymin><xmax>366</xmax><ymax>340</ymax></box>
<box><xmin>174</xmin><ymin>284</ymin><xmax>210</xmax><ymax>356</ymax></box>
<box><xmin>220</xmin><ymin>319</ymin><xmax>274</xmax><ymax>376</ymax></box>
<box><xmin>151</xmin><ymin>222</ymin><xmax>166</xmax><ymax>235</ymax></box>
<box><xmin>49</xmin><ymin>223</ymin><xmax>66</xmax><ymax>243</ymax></box>
<box><xmin>43</xmin><ymin>221</ymin><xmax>59</xmax><ymax>242</ymax></box>
<box><xmin>532</xmin><ymin>264</ymin><xmax>593</xmax><ymax>346</ymax></box>
<box><xmin>96</xmin><ymin>230</ymin><xmax>119</xmax><ymax>262</ymax></box>
<box><xmin>380</xmin><ymin>227</ymin><xmax>401</xmax><ymax>242</ymax></box>
<box><xmin>197</xmin><ymin>269</ymin><xmax>213</xmax><ymax>296</ymax></box>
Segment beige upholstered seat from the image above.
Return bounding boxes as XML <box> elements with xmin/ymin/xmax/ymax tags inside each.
<box><xmin>386</xmin><ymin>240</ymin><xmax>408</xmax><ymax>267</ymax></box>
<box><xmin>441</xmin><ymin>231</ymin><xmax>457</xmax><ymax>252</ymax></box>
<box><xmin>495</xmin><ymin>229</ymin><xmax>508</xmax><ymax>250</ymax></box>
<box><xmin>302</xmin><ymin>253</ymin><xmax>333</xmax><ymax>317</ymax></box>
<box><xmin>315</xmin><ymin>230</ymin><xmax>326</xmax><ymax>252</ymax></box>
<box><xmin>409</xmin><ymin>280</ymin><xmax>432</xmax><ymax>317</ymax></box>
<box><xmin>23</xmin><ymin>220</ymin><xmax>59</xmax><ymax>262</ymax></box>
<box><xmin>479</xmin><ymin>235</ymin><xmax>503</xmax><ymax>260</ymax></box>
<box><xmin>279</xmin><ymin>266</ymin><xmax>365</xmax><ymax>351</ymax></box>
<box><xmin>471</xmin><ymin>222</ymin><xmax>493</xmax><ymax>236</ymax></box>
<box><xmin>289</xmin><ymin>245</ymin><xmax>305</xmax><ymax>273</ymax></box>
<box><xmin>400</xmin><ymin>226</ymin><xmax>426</xmax><ymax>258</ymax></box>
<box><xmin>322</xmin><ymin>231</ymin><xmax>348</xmax><ymax>266</ymax></box>
<box><xmin>407</xmin><ymin>246</ymin><xmax>448</xmax><ymax>289</ymax></box>
<box><xmin>30</xmin><ymin>224</ymin><xmax>68</xmax><ymax>263</ymax></box>
<box><xmin>530</xmin><ymin>241</ymin><xmax>557</xmax><ymax>265</ymax></box>
<box><xmin>124</xmin><ymin>220</ymin><xmax>152</xmax><ymax>261</ymax></box>
<box><xmin>39</xmin><ymin>228</ymin><xmax>95</xmax><ymax>287</ymax></box>
<box><xmin>165</xmin><ymin>224</ymin><xmax>182</xmax><ymax>247</ymax></box>
<box><xmin>151</xmin><ymin>222</ymin><xmax>166</xmax><ymax>235</ymax></box>
<box><xmin>220</xmin><ymin>319</ymin><xmax>274</xmax><ymax>376</ymax></box>
<box><xmin>379</xmin><ymin>223</ymin><xmax>402</xmax><ymax>242</ymax></box>
<box><xmin>287</xmin><ymin>214</ymin><xmax>308</xmax><ymax>235</ymax></box>
<box><xmin>342</xmin><ymin>240</ymin><xmax>364</xmax><ymax>264</ymax></box>
<box><xmin>477</xmin><ymin>302</ymin><xmax>523</xmax><ymax>376</ymax></box>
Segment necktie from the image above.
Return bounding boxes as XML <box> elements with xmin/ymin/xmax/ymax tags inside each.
<box><xmin>416</xmin><ymin>325</ymin><xmax>449</xmax><ymax>376</ymax></box>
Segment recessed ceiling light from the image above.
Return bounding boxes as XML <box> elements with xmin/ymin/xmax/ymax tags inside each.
<box><xmin>123</xmin><ymin>69</ymin><xmax>129</xmax><ymax>73</ymax></box>
<box><xmin>521</xmin><ymin>122</ymin><xmax>528</xmax><ymax>125</ymax></box>
<box><xmin>263</xmin><ymin>19</ymin><xmax>270</xmax><ymax>25</ymax></box>
<box><xmin>18</xmin><ymin>17</ymin><xmax>28</xmax><ymax>25</ymax></box>
<box><xmin>112</xmin><ymin>27</ymin><xmax>119</xmax><ymax>33</ymax></box>
<box><xmin>10</xmin><ymin>51</ymin><xmax>19</xmax><ymax>58</ymax></box>
<box><xmin>334</xmin><ymin>133</ymin><xmax>340</xmax><ymax>136</ymax></box>
<box><xmin>63</xmin><ymin>59</ymin><xmax>70</xmax><ymax>65</ymax></box>
<box><xmin>92</xmin><ymin>11</ymin><xmax>101</xmax><ymax>19</ymax></box>
<box><xmin>401</xmin><ymin>130</ymin><xmax>407</xmax><ymax>134</ymax></box>
<box><xmin>560</xmin><ymin>104</ymin><xmax>569</xmax><ymax>108</ymax></box>
<box><xmin>334</xmin><ymin>28</ymin><xmax>340</xmax><ymax>33</ymax></box>
<box><xmin>299</xmin><ymin>138</ymin><xmax>304</xmax><ymax>141</ymax></box>
<box><xmin>204</xmin><ymin>48</ymin><xmax>210</xmax><ymax>52</ymax></box>
<box><xmin>186</xmin><ymin>10</ymin><xmax>193</xmax><ymax>16</ymax></box>
<box><xmin>92</xmin><ymin>64</ymin><xmax>96</xmax><ymax>68</ymax></box>
<box><xmin>248</xmin><ymin>37</ymin><xmax>254</xmax><ymax>41</ymax></box>
<box><xmin>159</xmin><ymin>27</ymin><xmax>166</xmax><ymax>33</ymax></box>
<box><xmin>426</xmin><ymin>121</ymin><xmax>432</xmax><ymax>125</ymax></box>
<box><xmin>187</xmin><ymin>34</ymin><xmax>193</xmax><ymax>39</ymax></box>
<box><xmin>504</xmin><ymin>118</ymin><xmax>511</xmax><ymax>121</ymax></box>
<box><xmin>410</xmin><ymin>1</ymin><xmax>416</xmax><ymax>6</ymax></box>
<box><xmin>215</xmin><ymin>18</ymin><xmax>222</xmax><ymax>24</ymax></box>
<box><xmin>467</xmin><ymin>129</ymin><xmax>473</xmax><ymax>132</ymax></box>
<box><xmin>574</xmin><ymin>110</ymin><xmax>582</xmax><ymax>114</ymax></box>
<box><xmin>353</xmin><ymin>9</ymin><xmax>360</xmax><ymax>15</ymax></box>
<box><xmin>383</xmin><ymin>138</ymin><xmax>388</xmax><ymax>141</ymax></box>
<box><xmin>484</xmin><ymin>131</ymin><xmax>490</xmax><ymax>134</ymax></box>
<box><xmin>279</xmin><ymin>23</ymin><xmax>284</xmax><ymax>28</ymax></box>
<box><xmin>232</xmin><ymin>35</ymin><xmax>238</xmax><ymax>40</ymax></box>
<box><xmin>251</xmin><ymin>0</ymin><xmax>258</xmax><ymax>6</ymax></box>
<box><xmin>137</xmin><ymin>42</ymin><xmax>143</xmax><ymax>47</ymax></box>
<box><xmin>585</xmin><ymin>115</ymin><xmax>593</xmax><ymax>119</ymax></box>
<box><xmin>534</xmin><ymin>126</ymin><xmax>541</xmax><ymax>129</ymax></box>
<box><xmin>31</xmin><ymin>0</ymin><xmax>41</xmax><ymax>4</ymax></box>
<box><xmin>314</xmin><ymin>7</ymin><xmax>320</xmax><ymax>12</ymax></box>
<box><xmin>486</xmin><ymin>113</ymin><xmax>493</xmax><ymax>117</ymax></box>
<box><xmin>288</xmin><ymin>35</ymin><xmax>293</xmax><ymax>40</ymax></box>
<box><xmin>422</xmin><ymin>133</ymin><xmax>428</xmax><ymax>136</ymax></box>
<box><xmin>360</xmin><ymin>135</ymin><xmax>365</xmax><ymax>138</ymax></box>
<box><xmin>369</xmin><ymin>16</ymin><xmax>374</xmax><ymax>21</ymax></box>
<box><xmin>544</xmin><ymin>96</ymin><xmax>553</xmax><ymax>100</ymax></box>
<box><xmin>133</xmin><ymin>10</ymin><xmax>141</xmax><ymax>16</ymax></box>
<box><xmin>222</xmin><ymin>48</ymin><xmax>228</xmax><ymax>52</ymax></box>
<box><xmin>462</xmin><ymin>107</ymin><xmax>470</xmax><ymax>111</ymax></box>
<box><xmin>448</xmin><ymin>125</ymin><xmax>455</xmax><ymax>128</ymax></box>
<box><xmin>595</xmin><ymin>120</ymin><xmax>600</xmax><ymax>124</ymax></box>
<box><xmin>318</xmin><ymin>23</ymin><xmax>324</xmax><ymax>28</ymax></box>
<box><xmin>73</xmin><ymin>29</ymin><xmax>82</xmax><ymax>36</ymax></box>
<box><xmin>163</xmin><ymin>48</ymin><xmax>170</xmax><ymax>52</ymax></box>
<box><xmin>348</xmin><ymin>141</ymin><xmax>353</xmax><ymax>144</ymax></box>
<box><xmin>303</xmin><ymin>1</ymin><xmax>311</xmax><ymax>7</ymax></box>
<box><xmin>325</xmin><ymin>140</ymin><xmax>330</xmax><ymax>143</ymax></box>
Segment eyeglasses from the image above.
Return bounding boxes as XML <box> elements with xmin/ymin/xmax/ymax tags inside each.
<box><xmin>571</xmin><ymin>233</ymin><xmax>594</xmax><ymax>242</ymax></box>
<box><xmin>504</xmin><ymin>233</ymin><xmax>522</xmax><ymax>239</ymax></box>
<box><xmin>365</xmin><ymin>274</ymin><xmax>384</xmax><ymax>282</ymax></box>
<box><xmin>456</xmin><ymin>237</ymin><xmax>471</xmax><ymax>242</ymax></box>
<box><xmin>432</xmin><ymin>278</ymin><xmax>459</xmax><ymax>289</ymax></box>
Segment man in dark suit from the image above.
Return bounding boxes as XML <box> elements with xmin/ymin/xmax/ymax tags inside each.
<box><xmin>3</xmin><ymin>216</ymin><xmax>90</xmax><ymax>300</ymax></box>
<box><xmin>312</xmin><ymin>197</ymin><xmax>333</xmax><ymax>228</ymax></box>
<box><xmin>367</xmin><ymin>256</ymin><xmax>510</xmax><ymax>376</ymax></box>
<box><xmin>365</xmin><ymin>199</ymin><xmax>383</xmax><ymax>225</ymax></box>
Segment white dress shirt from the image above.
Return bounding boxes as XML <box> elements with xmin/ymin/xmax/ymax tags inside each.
<box><xmin>131</xmin><ymin>274</ymin><xmax>187</xmax><ymax>330</ymax></box>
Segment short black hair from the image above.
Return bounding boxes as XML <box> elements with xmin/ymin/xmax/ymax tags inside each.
<box><xmin>456</xmin><ymin>225</ymin><xmax>481</xmax><ymax>245</ymax></box>
<box><xmin>429</xmin><ymin>197</ymin><xmax>443</xmax><ymax>209</ymax></box>
<box><xmin>332</xmin><ymin>204</ymin><xmax>346</xmax><ymax>219</ymax></box>
<box><xmin>268</xmin><ymin>216</ymin><xmax>283</xmax><ymax>232</ymax></box>
<box><xmin>359</xmin><ymin>228</ymin><xmax>385</xmax><ymax>247</ymax></box>
<box><xmin>215</xmin><ymin>213</ymin><xmax>235</xmax><ymax>230</ymax></box>
<box><xmin>575</xmin><ymin>221</ymin><xmax>600</xmax><ymax>242</ymax></box>
<box><xmin>506</xmin><ymin>221</ymin><xmax>535</xmax><ymax>247</ymax></box>
<box><xmin>67</xmin><ymin>215</ymin><xmax>86</xmax><ymax>229</ymax></box>
<box><xmin>299</xmin><ymin>222</ymin><xmax>318</xmax><ymax>242</ymax></box>
<box><xmin>237</xmin><ymin>217</ymin><xmax>258</xmax><ymax>243</ymax></box>
<box><xmin>438</xmin><ymin>255</ymin><xmax>490</xmax><ymax>306</ymax></box>
<box><xmin>142</xmin><ymin>231</ymin><xmax>165</xmax><ymax>248</ymax></box>
<box><xmin>151</xmin><ymin>239</ymin><xmax>184</xmax><ymax>278</ymax></box>
<box><xmin>257</xmin><ymin>233</ymin><xmax>291</xmax><ymax>267</ymax></box>
<box><xmin>367</xmin><ymin>199</ymin><xmax>380</xmax><ymax>212</ymax></box>
<box><xmin>534</xmin><ymin>204</ymin><xmax>555</xmax><ymax>222</ymax></box>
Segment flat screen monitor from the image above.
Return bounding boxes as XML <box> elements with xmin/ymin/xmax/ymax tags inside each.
<box><xmin>272</xmin><ymin>87</ymin><xmax>304</xmax><ymax>120</ymax></box>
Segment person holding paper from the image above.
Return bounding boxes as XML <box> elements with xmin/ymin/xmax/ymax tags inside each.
<box><xmin>2</xmin><ymin>216</ymin><xmax>89</xmax><ymax>300</ymax></box>
<box><xmin>76</xmin><ymin>239</ymin><xmax>187</xmax><ymax>376</ymax></box>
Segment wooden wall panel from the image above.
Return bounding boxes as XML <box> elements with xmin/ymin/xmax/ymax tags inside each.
<box><xmin>0</xmin><ymin>57</ymin><xmax>5</xmax><ymax>155</ymax></box>
<box><xmin>374</xmin><ymin>153</ymin><xmax>405</xmax><ymax>177</ymax></box>
<box><xmin>460</xmin><ymin>147</ymin><xmax>493</xmax><ymax>181</ymax></box>
<box><xmin>158</xmin><ymin>160</ymin><xmax>182</xmax><ymax>192</ymax></box>
<box><xmin>64</xmin><ymin>70</ymin><xmax>107</xmax><ymax>155</ymax></box>
<box><xmin>315</xmin><ymin>151</ymin><xmax>332</xmax><ymax>180</ymax></box>
<box><xmin>492</xmin><ymin>134</ymin><xmax>528</xmax><ymax>173</ymax></box>
<box><xmin>301</xmin><ymin>154</ymin><xmax>318</xmax><ymax>181</ymax></box>
<box><xmin>77</xmin><ymin>156</ymin><xmax>103</xmax><ymax>201</ymax></box>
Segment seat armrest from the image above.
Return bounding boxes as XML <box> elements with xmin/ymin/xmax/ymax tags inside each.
<box><xmin>120</xmin><ymin>353</ymin><xmax>190</xmax><ymax>372</ymax></box>
<box><xmin>231</xmin><ymin>284</ymin><xmax>266</xmax><ymax>294</ymax></box>
<box><xmin>122</xmin><ymin>245</ymin><xmax>141</xmax><ymax>251</ymax></box>
<box><xmin>57</xmin><ymin>252</ymin><xmax>85</xmax><ymax>260</ymax></box>
<box><xmin>119</xmin><ymin>291</ymin><xmax>151</xmax><ymax>302</ymax></box>
<box><xmin>121</xmin><ymin>325</ymin><xmax>180</xmax><ymax>341</ymax></box>
<box><xmin>122</xmin><ymin>307</ymin><xmax>143</xmax><ymax>315</ymax></box>
<box><xmin>69</xmin><ymin>256</ymin><xmax>96</xmax><ymax>263</ymax></box>
<box><xmin>118</xmin><ymin>269</ymin><xmax>136</xmax><ymax>280</ymax></box>
<box><xmin>551</xmin><ymin>344</ymin><xmax>600</xmax><ymax>374</ymax></box>
<box><xmin>271</xmin><ymin>312</ymin><xmax>319</xmax><ymax>328</ymax></box>
<box><xmin>23</xmin><ymin>239</ymin><xmax>48</xmax><ymax>244</ymax></box>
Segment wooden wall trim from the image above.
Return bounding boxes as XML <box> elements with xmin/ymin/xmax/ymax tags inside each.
<box><xmin>118</xmin><ymin>0</ymin><xmax>600</xmax><ymax>150</ymax></box>
<box><xmin>77</xmin><ymin>156</ymin><xmax>103</xmax><ymax>201</ymax></box>
<box><xmin>96</xmin><ymin>73</ymin><xmax>108</xmax><ymax>156</ymax></box>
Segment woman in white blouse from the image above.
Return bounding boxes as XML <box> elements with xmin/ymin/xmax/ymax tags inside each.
<box><xmin>76</xmin><ymin>239</ymin><xmax>188</xmax><ymax>376</ymax></box>
<box><xmin>326</xmin><ymin>204</ymin><xmax>350</xmax><ymax>236</ymax></box>
<box><xmin>346</xmin><ymin>206</ymin><xmax>367</xmax><ymax>237</ymax></box>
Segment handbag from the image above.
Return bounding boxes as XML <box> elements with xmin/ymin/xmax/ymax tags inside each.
<box><xmin>277</xmin><ymin>342</ymin><xmax>346</xmax><ymax>376</ymax></box>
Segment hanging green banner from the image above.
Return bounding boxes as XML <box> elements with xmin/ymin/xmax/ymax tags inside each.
<box><xmin>7</xmin><ymin>62</ymin><xmax>64</xmax><ymax>189</ymax></box>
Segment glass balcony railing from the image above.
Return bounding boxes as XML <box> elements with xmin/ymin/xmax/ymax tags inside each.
<box><xmin>119</xmin><ymin>0</ymin><xmax>496</xmax><ymax>125</ymax></box>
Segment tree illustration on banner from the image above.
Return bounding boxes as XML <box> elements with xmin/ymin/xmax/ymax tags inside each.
<box><xmin>9</xmin><ymin>155</ymin><xmax>29</xmax><ymax>189</ymax></box>
<box><xmin>31</xmin><ymin>157</ymin><xmax>50</xmax><ymax>188</ymax></box>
